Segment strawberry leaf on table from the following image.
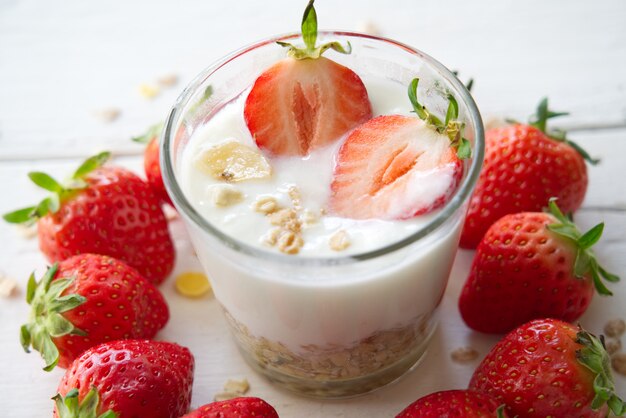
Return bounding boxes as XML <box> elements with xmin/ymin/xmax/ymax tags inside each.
<box><xmin>2</xmin><ymin>152</ymin><xmax>111</xmax><ymax>225</ymax></box>
<box><xmin>53</xmin><ymin>387</ymin><xmax>117</xmax><ymax>418</ymax></box>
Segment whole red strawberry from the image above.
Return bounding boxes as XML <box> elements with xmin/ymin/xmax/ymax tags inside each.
<box><xmin>3</xmin><ymin>152</ymin><xmax>175</xmax><ymax>284</ymax></box>
<box><xmin>19</xmin><ymin>254</ymin><xmax>169</xmax><ymax>370</ymax></box>
<box><xmin>469</xmin><ymin>319</ymin><xmax>626</xmax><ymax>418</ymax></box>
<box><xmin>330</xmin><ymin>78</ymin><xmax>470</xmax><ymax>219</ymax></box>
<box><xmin>395</xmin><ymin>390</ymin><xmax>507</xmax><ymax>417</ymax></box>
<box><xmin>54</xmin><ymin>340</ymin><xmax>194</xmax><ymax>418</ymax></box>
<box><xmin>460</xmin><ymin>99</ymin><xmax>596</xmax><ymax>248</ymax></box>
<box><xmin>244</xmin><ymin>0</ymin><xmax>372</xmax><ymax>156</ymax></box>
<box><xmin>459</xmin><ymin>200</ymin><xmax>619</xmax><ymax>334</ymax></box>
<box><xmin>182</xmin><ymin>397</ymin><xmax>279</xmax><ymax>418</ymax></box>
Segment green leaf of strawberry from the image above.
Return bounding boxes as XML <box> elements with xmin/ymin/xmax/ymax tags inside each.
<box><xmin>53</xmin><ymin>387</ymin><xmax>118</xmax><ymax>418</ymax></box>
<box><xmin>408</xmin><ymin>78</ymin><xmax>471</xmax><ymax>159</ymax></box>
<box><xmin>20</xmin><ymin>263</ymin><xmax>87</xmax><ymax>371</ymax></box>
<box><xmin>529</xmin><ymin>98</ymin><xmax>599</xmax><ymax>165</ymax></box>
<box><xmin>276</xmin><ymin>0</ymin><xmax>351</xmax><ymax>60</ymax></box>
<box><xmin>545</xmin><ymin>199</ymin><xmax>619</xmax><ymax>296</ymax></box>
<box><xmin>3</xmin><ymin>152</ymin><xmax>111</xmax><ymax>224</ymax></box>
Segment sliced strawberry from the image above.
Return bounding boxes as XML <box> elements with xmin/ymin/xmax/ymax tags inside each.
<box><xmin>245</xmin><ymin>56</ymin><xmax>371</xmax><ymax>157</ymax></box>
<box><xmin>243</xmin><ymin>0</ymin><xmax>372</xmax><ymax>156</ymax></box>
<box><xmin>330</xmin><ymin>115</ymin><xmax>463</xmax><ymax>219</ymax></box>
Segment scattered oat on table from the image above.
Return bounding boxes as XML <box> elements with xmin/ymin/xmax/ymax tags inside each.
<box><xmin>157</xmin><ymin>74</ymin><xmax>179</xmax><ymax>87</ymax></box>
<box><xmin>357</xmin><ymin>20</ymin><xmax>381</xmax><ymax>36</ymax></box>
<box><xmin>175</xmin><ymin>272</ymin><xmax>212</xmax><ymax>298</ymax></box>
<box><xmin>14</xmin><ymin>223</ymin><xmax>37</xmax><ymax>239</ymax></box>
<box><xmin>138</xmin><ymin>83</ymin><xmax>160</xmax><ymax>99</ymax></box>
<box><xmin>611</xmin><ymin>353</ymin><xmax>626</xmax><ymax>376</ymax></box>
<box><xmin>0</xmin><ymin>273</ymin><xmax>18</xmax><ymax>298</ymax></box>
<box><xmin>92</xmin><ymin>108</ymin><xmax>121</xmax><ymax>123</ymax></box>
<box><xmin>605</xmin><ymin>338</ymin><xmax>622</xmax><ymax>356</ymax></box>
<box><xmin>450</xmin><ymin>346</ymin><xmax>479</xmax><ymax>363</ymax></box>
<box><xmin>604</xmin><ymin>319</ymin><xmax>626</xmax><ymax>338</ymax></box>
<box><xmin>214</xmin><ymin>378</ymin><xmax>250</xmax><ymax>401</ymax></box>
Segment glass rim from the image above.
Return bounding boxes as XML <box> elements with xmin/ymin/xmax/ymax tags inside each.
<box><xmin>161</xmin><ymin>31</ymin><xmax>485</xmax><ymax>267</ymax></box>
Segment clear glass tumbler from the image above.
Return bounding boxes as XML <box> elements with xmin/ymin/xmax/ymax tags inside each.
<box><xmin>161</xmin><ymin>32</ymin><xmax>484</xmax><ymax>398</ymax></box>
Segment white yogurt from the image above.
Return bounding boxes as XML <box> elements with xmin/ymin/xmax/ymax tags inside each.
<box><xmin>179</xmin><ymin>77</ymin><xmax>443</xmax><ymax>257</ymax></box>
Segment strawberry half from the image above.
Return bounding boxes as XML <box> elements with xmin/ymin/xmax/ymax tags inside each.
<box><xmin>469</xmin><ymin>319</ymin><xmax>626</xmax><ymax>418</ymax></box>
<box><xmin>330</xmin><ymin>78</ymin><xmax>470</xmax><ymax>219</ymax></box>
<box><xmin>20</xmin><ymin>254</ymin><xmax>169</xmax><ymax>371</ymax></box>
<box><xmin>55</xmin><ymin>340</ymin><xmax>194</xmax><ymax>418</ymax></box>
<box><xmin>244</xmin><ymin>0</ymin><xmax>372</xmax><ymax>156</ymax></box>
<box><xmin>395</xmin><ymin>390</ymin><xmax>507</xmax><ymax>418</ymax></box>
<box><xmin>459</xmin><ymin>199</ymin><xmax>619</xmax><ymax>334</ymax></box>
<box><xmin>181</xmin><ymin>397</ymin><xmax>279</xmax><ymax>418</ymax></box>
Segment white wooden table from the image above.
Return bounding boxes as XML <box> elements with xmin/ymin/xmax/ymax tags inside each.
<box><xmin>1</xmin><ymin>1</ymin><xmax>625</xmax><ymax>416</ymax></box>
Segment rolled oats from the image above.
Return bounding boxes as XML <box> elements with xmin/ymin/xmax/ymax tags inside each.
<box><xmin>450</xmin><ymin>346</ymin><xmax>479</xmax><ymax>363</ymax></box>
<box><xmin>277</xmin><ymin>231</ymin><xmax>303</xmax><ymax>255</ymax></box>
<box><xmin>223</xmin><ymin>309</ymin><xmax>433</xmax><ymax>382</ymax></box>
<box><xmin>0</xmin><ymin>273</ymin><xmax>17</xmax><ymax>298</ymax></box>
<box><xmin>329</xmin><ymin>230</ymin><xmax>350</xmax><ymax>251</ymax></box>
<box><xmin>612</xmin><ymin>353</ymin><xmax>626</xmax><ymax>376</ymax></box>
<box><xmin>208</xmin><ymin>184</ymin><xmax>244</xmax><ymax>207</ymax></box>
<box><xmin>605</xmin><ymin>338</ymin><xmax>622</xmax><ymax>356</ymax></box>
<box><xmin>157</xmin><ymin>74</ymin><xmax>179</xmax><ymax>87</ymax></box>
<box><xmin>253</xmin><ymin>196</ymin><xmax>280</xmax><ymax>215</ymax></box>
<box><xmin>604</xmin><ymin>319</ymin><xmax>626</xmax><ymax>338</ymax></box>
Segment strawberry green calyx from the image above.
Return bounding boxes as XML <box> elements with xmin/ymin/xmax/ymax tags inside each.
<box><xmin>20</xmin><ymin>263</ymin><xmax>86</xmax><ymax>371</ymax></box>
<box><xmin>131</xmin><ymin>122</ymin><xmax>163</xmax><ymax>144</ymax></box>
<box><xmin>495</xmin><ymin>405</ymin><xmax>507</xmax><ymax>418</ymax></box>
<box><xmin>277</xmin><ymin>0</ymin><xmax>351</xmax><ymax>60</ymax></box>
<box><xmin>546</xmin><ymin>199</ymin><xmax>620</xmax><ymax>296</ymax></box>
<box><xmin>575</xmin><ymin>328</ymin><xmax>626</xmax><ymax>415</ymax></box>
<box><xmin>53</xmin><ymin>387</ymin><xmax>118</xmax><ymax>418</ymax></box>
<box><xmin>408</xmin><ymin>78</ymin><xmax>472</xmax><ymax>159</ymax></box>
<box><xmin>529</xmin><ymin>98</ymin><xmax>599</xmax><ymax>165</ymax></box>
<box><xmin>2</xmin><ymin>152</ymin><xmax>111</xmax><ymax>225</ymax></box>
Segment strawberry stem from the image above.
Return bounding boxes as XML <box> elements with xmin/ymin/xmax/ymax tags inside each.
<box><xmin>277</xmin><ymin>0</ymin><xmax>351</xmax><ymax>60</ymax></box>
<box><xmin>20</xmin><ymin>263</ymin><xmax>87</xmax><ymax>371</ymax></box>
<box><xmin>575</xmin><ymin>328</ymin><xmax>626</xmax><ymax>415</ymax></box>
<box><xmin>408</xmin><ymin>78</ymin><xmax>472</xmax><ymax>159</ymax></box>
<box><xmin>545</xmin><ymin>199</ymin><xmax>619</xmax><ymax>296</ymax></box>
<box><xmin>53</xmin><ymin>387</ymin><xmax>118</xmax><ymax>418</ymax></box>
<box><xmin>529</xmin><ymin>98</ymin><xmax>599</xmax><ymax>165</ymax></box>
<box><xmin>2</xmin><ymin>152</ymin><xmax>111</xmax><ymax>225</ymax></box>
<box><xmin>132</xmin><ymin>122</ymin><xmax>163</xmax><ymax>144</ymax></box>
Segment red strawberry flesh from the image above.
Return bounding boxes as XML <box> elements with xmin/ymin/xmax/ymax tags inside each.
<box><xmin>395</xmin><ymin>389</ymin><xmax>506</xmax><ymax>417</ymax></box>
<box><xmin>181</xmin><ymin>397</ymin><xmax>279</xmax><ymax>418</ymax></box>
<box><xmin>330</xmin><ymin>115</ymin><xmax>463</xmax><ymax>219</ymax></box>
<box><xmin>244</xmin><ymin>57</ymin><xmax>372</xmax><ymax>156</ymax></box>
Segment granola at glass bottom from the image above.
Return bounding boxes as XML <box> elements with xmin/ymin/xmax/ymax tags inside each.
<box><xmin>223</xmin><ymin>309</ymin><xmax>433</xmax><ymax>381</ymax></box>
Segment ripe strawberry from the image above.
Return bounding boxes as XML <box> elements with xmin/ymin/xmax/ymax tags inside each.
<box><xmin>3</xmin><ymin>152</ymin><xmax>175</xmax><ymax>284</ymax></box>
<box><xmin>395</xmin><ymin>390</ymin><xmax>507</xmax><ymax>418</ymax></box>
<box><xmin>54</xmin><ymin>340</ymin><xmax>194</xmax><ymax>418</ymax></box>
<box><xmin>132</xmin><ymin>123</ymin><xmax>172</xmax><ymax>206</ymax></box>
<box><xmin>460</xmin><ymin>98</ymin><xmax>596</xmax><ymax>248</ymax></box>
<box><xmin>459</xmin><ymin>200</ymin><xmax>619</xmax><ymax>333</ymax></box>
<box><xmin>20</xmin><ymin>254</ymin><xmax>169</xmax><ymax>370</ymax></box>
<box><xmin>469</xmin><ymin>319</ymin><xmax>626</xmax><ymax>418</ymax></box>
<box><xmin>330</xmin><ymin>78</ymin><xmax>470</xmax><ymax>219</ymax></box>
<box><xmin>244</xmin><ymin>0</ymin><xmax>372</xmax><ymax>156</ymax></box>
<box><xmin>181</xmin><ymin>397</ymin><xmax>279</xmax><ymax>418</ymax></box>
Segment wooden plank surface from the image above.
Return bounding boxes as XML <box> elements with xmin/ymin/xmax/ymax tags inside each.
<box><xmin>1</xmin><ymin>0</ymin><xmax>625</xmax><ymax>417</ymax></box>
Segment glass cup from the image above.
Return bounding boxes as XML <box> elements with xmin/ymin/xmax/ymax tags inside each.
<box><xmin>161</xmin><ymin>32</ymin><xmax>484</xmax><ymax>398</ymax></box>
